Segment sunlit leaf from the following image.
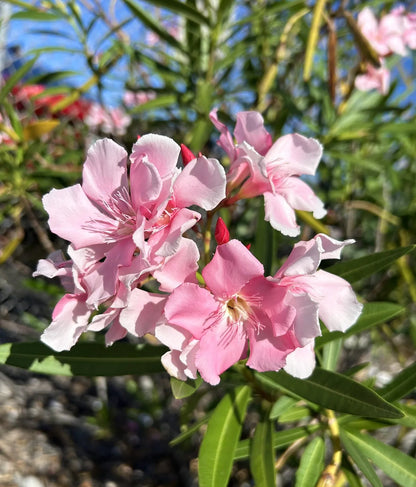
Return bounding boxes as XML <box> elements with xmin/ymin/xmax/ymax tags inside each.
<box><xmin>23</xmin><ymin>120</ymin><xmax>59</xmax><ymax>140</ymax></box>
<box><xmin>326</xmin><ymin>245</ymin><xmax>416</xmax><ymax>283</ymax></box>
<box><xmin>139</xmin><ymin>0</ymin><xmax>209</xmax><ymax>25</ymax></box>
<box><xmin>295</xmin><ymin>436</ymin><xmax>325</xmax><ymax>487</ymax></box>
<box><xmin>315</xmin><ymin>302</ymin><xmax>405</xmax><ymax>348</ymax></box>
<box><xmin>235</xmin><ymin>424</ymin><xmax>322</xmax><ymax>461</ymax></box>
<box><xmin>0</xmin><ymin>341</ymin><xmax>165</xmax><ymax>376</ymax></box>
<box><xmin>0</xmin><ymin>56</ymin><xmax>38</xmax><ymax>104</ymax></box>
<box><xmin>199</xmin><ymin>385</ymin><xmax>251</xmax><ymax>487</ymax></box>
<box><xmin>339</xmin><ymin>429</ymin><xmax>383</xmax><ymax>487</ymax></box>
<box><xmin>378</xmin><ymin>361</ymin><xmax>416</xmax><ymax>402</ymax></box>
<box><xmin>170</xmin><ymin>376</ymin><xmax>202</xmax><ymax>399</ymax></box>
<box><xmin>250</xmin><ymin>411</ymin><xmax>275</xmax><ymax>487</ymax></box>
<box><xmin>254</xmin><ymin>369</ymin><xmax>403</xmax><ymax>419</ymax></box>
<box><xmin>342</xmin><ymin>429</ymin><xmax>416</xmax><ymax>487</ymax></box>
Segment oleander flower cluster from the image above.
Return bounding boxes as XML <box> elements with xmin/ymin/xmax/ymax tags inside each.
<box><xmin>356</xmin><ymin>6</ymin><xmax>416</xmax><ymax>94</ymax></box>
<box><xmin>34</xmin><ymin>110</ymin><xmax>363</xmax><ymax>385</ymax></box>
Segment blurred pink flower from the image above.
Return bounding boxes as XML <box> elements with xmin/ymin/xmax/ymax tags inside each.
<box><xmin>85</xmin><ymin>103</ymin><xmax>131</xmax><ymax>136</ymax></box>
<box><xmin>123</xmin><ymin>90</ymin><xmax>156</xmax><ymax>107</ymax></box>
<box><xmin>358</xmin><ymin>6</ymin><xmax>407</xmax><ymax>57</ymax></box>
<box><xmin>355</xmin><ymin>62</ymin><xmax>390</xmax><ymax>94</ymax></box>
<box><xmin>210</xmin><ymin>109</ymin><xmax>325</xmax><ymax>237</ymax></box>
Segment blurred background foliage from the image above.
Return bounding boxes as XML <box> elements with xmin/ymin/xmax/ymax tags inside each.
<box><xmin>0</xmin><ymin>0</ymin><xmax>416</xmax><ymax>485</ymax></box>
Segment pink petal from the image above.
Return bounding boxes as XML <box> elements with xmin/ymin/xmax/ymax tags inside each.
<box><xmin>105</xmin><ymin>318</ymin><xmax>128</xmax><ymax>345</ymax></box>
<box><xmin>234</xmin><ymin>111</ymin><xmax>272</xmax><ymax>156</ymax></box>
<box><xmin>165</xmin><ymin>283</ymin><xmax>218</xmax><ymax>339</ymax></box>
<box><xmin>153</xmin><ymin>238</ymin><xmax>199</xmax><ymax>292</ymax></box>
<box><xmin>246</xmin><ymin>327</ymin><xmax>296</xmax><ymax>372</ymax></box>
<box><xmin>315</xmin><ymin>234</ymin><xmax>355</xmax><ymax>260</ymax></box>
<box><xmin>131</xmin><ymin>134</ymin><xmax>180</xmax><ymax>180</ymax></box>
<box><xmin>156</xmin><ymin>322</ymin><xmax>193</xmax><ymax>351</ymax></box>
<box><xmin>202</xmin><ymin>239</ymin><xmax>264</xmax><ymax>298</ymax></box>
<box><xmin>118</xmin><ymin>288</ymin><xmax>167</xmax><ymax>336</ymax></box>
<box><xmin>264</xmin><ymin>192</ymin><xmax>299</xmax><ymax>237</ymax></box>
<box><xmin>310</xmin><ymin>270</ymin><xmax>363</xmax><ymax>332</ymax></box>
<box><xmin>196</xmin><ymin>319</ymin><xmax>247</xmax><ymax>385</ymax></box>
<box><xmin>129</xmin><ymin>158</ymin><xmax>163</xmax><ymax>211</ymax></box>
<box><xmin>209</xmin><ymin>108</ymin><xmax>236</xmax><ymax>161</ymax></box>
<box><xmin>173</xmin><ymin>156</ymin><xmax>226</xmax><ymax>210</ymax></box>
<box><xmin>264</xmin><ymin>133</ymin><xmax>323</xmax><ymax>177</ymax></box>
<box><xmin>285</xmin><ymin>292</ymin><xmax>321</xmax><ymax>346</ymax></box>
<box><xmin>284</xmin><ymin>342</ymin><xmax>316</xmax><ymax>378</ymax></box>
<box><xmin>82</xmin><ymin>138</ymin><xmax>128</xmax><ymax>205</ymax></box>
<box><xmin>279</xmin><ymin>177</ymin><xmax>326</xmax><ymax>219</ymax></box>
<box><xmin>43</xmin><ymin>185</ymin><xmax>115</xmax><ymax>248</ymax></box>
<box><xmin>41</xmin><ymin>294</ymin><xmax>91</xmax><ymax>351</ymax></box>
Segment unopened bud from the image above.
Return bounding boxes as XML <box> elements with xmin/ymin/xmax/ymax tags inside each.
<box><xmin>180</xmin><ymin>143</ymin><xmax>195</xmax><ymax>166</ymax></box>
<box><xmin>215</xmin><ymin>217</ymin><xmax>230</xmax><ymax>245</ymax></box>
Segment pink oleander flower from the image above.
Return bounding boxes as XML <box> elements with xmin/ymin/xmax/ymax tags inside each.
<box><xmin>404</xmin><ymin>12</ymin><xmax>416</xmax><ymax>49</ymax></box>
<box><xmin>358</xmin><ymin>6</ymin><xmax>407</xmax><ymax>57</ymax></box>
<box><xmin>355</xmin><ymin>61</ymin><xmax>391</xmax><ymax>94</ymax></box>
<box><xmin>159</xmin><ymin>239</ymin><xmax>306</xmax><ymax>385</ymax></box>
<box><xmin>85</xmin><ymin>104</ymin><xmax>131</xmax><ymax>136</ymax></box>
<box><xmin>123</xmin><ymin>90</ymin><xmax>156</xmax><ymax>107</ymax></box>
<box><xmin>39</xmin><ymin>135</ymin><xmax>226</xmax><ymax>349</ymax></box>
<box><xmin>273</xmin><ymin>233</ymin><xmax>364</xmax><ymax>378</ymax></box>
<box><xmin>210</xmin><ymin>109</ymin><xmax>326</xmax><ymax>237</ymax></box>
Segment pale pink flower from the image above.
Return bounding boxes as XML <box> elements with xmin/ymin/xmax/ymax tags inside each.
<box><xmin>85</xmin><ymin>104</ymin><xmax>131</xmax><ymax>136</ymax></box>
<box><xmin>161</xmin><ymin>239</ymin><xmax>302</xmax><ymax>385</ymax></box>
<box><xmin>210</xmin><ymin>109</ymin><xmax>325</xmax><ymax>236</ymax></box>
<box><xmin>40</xmin><ymin>135</ymin><xmax>226</xmax><ymax>346</ymax></box>
<box><xmin>403</xmin><ymin>13</ymin><xmax>416</xmax><ymax>49</ymax></box>
<box><xmin>272</xmin><ymin>234</ymin><xmax>363</xmax><ymax>378</ymax></box>
<box><xmin>355</xmin><ymin>62</ymin><xmax>390</xmax><ymax>94</ymax></box>
<box><xmin>123</xmin><ymin>90</ymin><xmax>156</xmax><ymax>107</ymax></box>
<box><xmin>358</xmin><ymin>7</ymin><xmax>407</xmax><ymax>57</ymax></box>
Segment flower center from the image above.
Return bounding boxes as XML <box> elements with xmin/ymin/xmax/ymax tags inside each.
<box><xmin>225</xmin><ymin>295</ymin><xmax>251</xmax><ymax>323</ymax></box>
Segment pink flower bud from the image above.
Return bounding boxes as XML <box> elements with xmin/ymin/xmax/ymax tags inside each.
<box><xmin>215</xmin><ymin>217</ymin><xmax>230</xmax><ymax>245</ymax></box>
<box><xmin>180</xmin><ymin>143</ymin><xmax>195</xmax><ymax>166</ymax></box>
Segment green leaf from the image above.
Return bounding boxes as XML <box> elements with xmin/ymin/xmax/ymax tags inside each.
<box><xmin>378</xmin><ymin>361</ymin><xmax>416</xmax><ymax>402</ymax></box>
<box><xmin>254</xmin><ymin>369</ymin><xmax>403</xmax><ymax>419</ymax></box>
<box><xmin>295</xmin><ymin>436</ymin><xmax>325</xmax><ymax>487</ymax></box>
<box><xmin>12</xmin><ymin>9</ymin><xmax>65</xmax><ymax>21</ymax></box>
<box><xmin>321</xmin><ymin>338</ymin><xmax>342</xmax><ymax>370</ymax></box>
<box><xmin>326</xmin><ymin>245</ymin><xmax>416</xmax><ymax>283</ymax></box>
<box><xmin>199</xmin><ymin>385</ymin><xmax>251</xmax><ymax>487</ymax></box>
<box><xmin>250</xmin><ymin>411</ymin><xmax>276</xmax><ymax>487</ymax></box>
<box><xmin>0</xmin><ymin>341</ymin><xmax>165</xmax><ymax>376</ymax></box>
<box><xmin>170</xmin><ymin>376</ymin><xmax>202</xmax><ymax>399</ymax></box>
<box><xmin>170</xmin><ymin>415</ymin><xmax>210</xmax><ymax>447</ymax></box>
<box><xmin>303</xmin><ymin>0</ymin><xmax>326</xmax><ymax>80</ymax></box>
<box><xmin>316</xmin><ymin>302</ymin><xmax>405</xmax><ymax>348</ymax></box>
<box><xmin>130</xmin><ymin>94</ymin><xmax>177</xmax><ymax>114</ymax></box>
<box><xmin>139</xmin><ymin>0</ymin><xmax>209</xmax><ymax>25</ymax></box>
<box><xmin>343</xmin><ymin>429</ymin><xmax>416</xmax><ymax>487</ymax></box>
<box><xmin>0</xmin><ymin>56</ymin><xmax>38</xmax><ymax>104</ymax></box>
<box><xmin>123</xmin><ymin>0</ymin><xmax>186</xmax><ymax>53</ymax></box>
<box><xmin>269</xmin><ymin>396</ymin><xmax>297</xmax><ymax>420</ymax></box>
<box><xmin>339</xmin><ymin>429</ymin><xmax>383</xmax><ymax>487</ymax></box>
<box><xmin>235</xmin><ymin>424</ymin><xmax>322</xmax><ymax>461</ymax></box>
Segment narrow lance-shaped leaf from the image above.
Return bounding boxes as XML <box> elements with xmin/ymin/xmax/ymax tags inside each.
<box><xmin>326</xmin><ymin>245</ymin><xmax>416</xmax><ymax>283</ymax></box>
<box><xmin>199</xmin><ymin>385</ymin><xmax>251</xmax><ymax>487</ymax></box>
<box><xmin>235</xmin><ymin>424</ymin><xmax>322</xmax><ymax>461</ymax></box>
<box><xmin>378</xmin><ymin>361</ymin><xmax>416</xmax><ymax>402</ymax></box>
<box><xmin>339</xmin><ymin>429</ymin><xmax>383</xmax><ymax>487</ymax></box>
<box><xmin>254</xmin><ymin>368</ymin><xmax>403</xmax><ymax>419</ymax></box>
<box><xmin>138</xmin><ymin>0</ymin><xmax>210</xmax><ymax>25</ymax></box>
<box><xmin>303</xmin><ymin>0</ymin><xmax>327</xmax><ymax>81</ymax></box>
<box><xmin>342</xmin><ymin>429</ymin><xmax>416</xmax><ymax>487</ymax></box>
<box><xmin>0</xmin><ymin>56</ymin><xmax>38</xmax><ymax>104</ymax></box>
<box><xmin>295</xmin><ymin>436</ymin><xmax>325</xmax><ymax>487</ymax></box>
<box><xmin>250</xmin><ymin>408</ymin><xmax>276</xmax><ymax>487</ymax></box>
<box><xmin>315</xmin><ymin>302</ymin><xmax>405</xmax><ymax>348</ymax></box>
<box><xmin>0</xmin><ymin>341</ymin><xmax>165</xmax><ymax>376</ymax></box>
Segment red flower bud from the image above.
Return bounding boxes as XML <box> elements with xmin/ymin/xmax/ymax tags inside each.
<box><xmin>180</xmin><ymin>143</ymin><xmax>196</xmax><ymax>166</ymax></box>
<box><xmin>214</xmin><ymin>217</ymin><xmax>230</xmax><ymax>245</ymax></box>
